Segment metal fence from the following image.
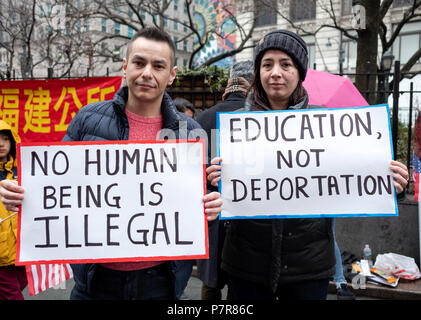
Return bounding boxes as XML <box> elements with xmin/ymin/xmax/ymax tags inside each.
<box><xmin>340</xmin><ymin>62</ymin><xmax>421</xmax><ymax>193</ymax></box>
<box><xmin>167</xmin><ymin>75</ymin><xmax>224</xmax><ymax>111</ymax></box>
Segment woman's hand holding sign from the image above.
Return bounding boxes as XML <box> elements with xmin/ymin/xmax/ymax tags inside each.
<box><xmin>207</xmin><ymin>157</ymin><xmax>222</xmax><ymax>188</ymax></box>
<box><xmin>389</xmin><ymin>160</ymin><xmax>409</xmax><ymax>194</ymax></box>
<box><xmin>203</xmin><ymin>192</ymin><xmax>222</xmax><ymax>221</ymax></box>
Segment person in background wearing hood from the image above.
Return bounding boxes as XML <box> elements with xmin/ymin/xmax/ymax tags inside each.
<box><xmin>0</xmin><ymin>120</ymin><xmax>27</xmax><ymax>300</ymax></box>
<box><xmin>174</xmin><ymin>97</ymin><xmax>196</xmax><ymax>118</ymax></box>
<box><xmin>206</xmin><ymin>30</ymin><xmax>409</xmax><ymax>300</ymax></box>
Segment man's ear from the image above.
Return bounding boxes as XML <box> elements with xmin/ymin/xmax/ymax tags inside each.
<box><xmin>122</xmin><ymin>58</ymin><xmax>127</xmax><ymax>78</ymax></box>
<box><xmin>167</xmin><ymin>66</ymin><xmax>178</xmax><ymax>86</ymax></box>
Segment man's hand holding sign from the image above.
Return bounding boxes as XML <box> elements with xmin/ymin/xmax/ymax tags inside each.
<box><xmin>211</xmin><ymin>105</ymin><xmax>408</xmax><ymax>219</ymax></box>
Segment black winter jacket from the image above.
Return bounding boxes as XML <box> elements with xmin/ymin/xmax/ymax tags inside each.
<box><xmin>221</xmin><ymin>94</ymin><xmax>336</xmax><ymax>293</ymax></box>
<box><xmin>63</xmin><ymin>85</ymin><xmax>203</xmax><ymax>295</ymax></box>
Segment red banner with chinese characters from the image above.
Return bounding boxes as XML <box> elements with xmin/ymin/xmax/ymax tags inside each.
<box><xmin>0</xmin><ymin>77</ymin><xmax>123</xmax><ymax>143</ymax></box>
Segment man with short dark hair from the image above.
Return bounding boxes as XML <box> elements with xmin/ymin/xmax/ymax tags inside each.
<box><xmin>0</xmin><ymin>27</ymin><xmax>222</xmax><ymax>300</ymax></box>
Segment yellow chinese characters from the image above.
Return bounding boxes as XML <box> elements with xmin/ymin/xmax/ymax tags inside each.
<box><xmin>24</xmin><ymin>87</ymin><xmax>52</xmax><ymax>133</ymax></box>
<box><xmin>53</xmin><ymin>87</ymin><xmax>82</xmax><ymax>132</ymax></box>
<box><xmin>0</xmin><ymin>83</ymin><xmax>116</xmax><ymax>136</ymax></box>
<box><xmin>0</xmin><ymin>89</ymin><xmax>20</xmax><ymax>131</ymax></box>
<box><xmin>87</xmin><ymin>86</ymin><xmax>115</xmax><ymax>105</ymax></box>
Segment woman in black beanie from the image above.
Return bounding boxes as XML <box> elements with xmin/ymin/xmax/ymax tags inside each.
<box><xmin>207</xmin><ymin>29</ymin><xmax>409</xmax><ymax>300</ymax></box>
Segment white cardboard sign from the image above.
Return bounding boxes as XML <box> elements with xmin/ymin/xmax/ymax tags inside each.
<box><xmin>217</xmin><ymin>105</ymin><xmax>398</xmax><ymax>219</ymax></box>
<box><xmin>16</xmin><ymin>140</ymin><xmax>208</xmax><ymax>265</ymax></box>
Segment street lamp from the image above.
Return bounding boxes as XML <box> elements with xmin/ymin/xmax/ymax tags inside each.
<box><xmin>381</xmin><ymin>50</ymin><xmax>394</xmax><ymax>103</ymax></box>
<box><xmin>381</xmin><ymin>50</ymin><xmax>394</xmax><ymax>73</ymax></box>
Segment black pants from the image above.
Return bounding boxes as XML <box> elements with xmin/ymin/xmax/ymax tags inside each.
<box><xmin>70</xmin><ymin>263</ymin><xmax>175</xmax><ymax>300</ymax></box>
<box><xmin>227</xmin><ymin>274</ymin><xmax>329</xmax><ymax>300</ymax></box>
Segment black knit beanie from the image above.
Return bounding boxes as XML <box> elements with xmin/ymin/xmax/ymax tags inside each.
<box><xmin>254</xmin><ymin>29</ymin><xmax>308</xmax><ymax>81</ymax></box>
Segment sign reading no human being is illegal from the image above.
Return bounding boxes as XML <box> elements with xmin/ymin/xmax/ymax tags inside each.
<box><xmin>216</xmin><ymin>104</ymin><xmax>398</xmax><ymax>219</ymax></box>
<box><xmin>15</xmin><ymin>140</ymin><xmax>208</xmax><ymax>265</ymax></box>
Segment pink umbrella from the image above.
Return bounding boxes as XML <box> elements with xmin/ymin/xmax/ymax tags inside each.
<box><xmin>303</xmin><ymin>69</ymin><xmax>369</xmax><ymax>108</ymax></box>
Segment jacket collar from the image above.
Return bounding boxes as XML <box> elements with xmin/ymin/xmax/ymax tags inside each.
<box><xmin>113</xmin><ymin>86</ymin><xmax>181</xmax><ymax>130</ymax></box>
<box><xmin>288</xmin><ymin>89</ymin><xmax>309</xmax><ymax>110</ymax></box>
<box><xmin>245</xmin><ymin>87</ymin><xmax>310</xmax><ymax>111</ymax></box>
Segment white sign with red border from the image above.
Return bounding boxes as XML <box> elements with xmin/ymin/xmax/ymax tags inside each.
<box><xmin>16</xmin><ymin>140</ymin><xmax>208</xmax><ymax>265</ymax></box>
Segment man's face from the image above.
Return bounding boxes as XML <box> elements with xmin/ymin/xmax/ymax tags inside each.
<box><xmin>123</xmin><ymin>37</ymin><xmax>177</xmax><ymax>108</ymax></box>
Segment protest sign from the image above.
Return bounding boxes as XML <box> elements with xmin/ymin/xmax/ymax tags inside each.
<box><xmin>16</xmin><ymin>140</ymin><xmax>207</xmax><ymax>265</ymax></box>
<box><xmin>217</xmin><ymin>105</ymin><xmax>397</xmax><ymax>219</ymax></box>
<box><xmin>0</xmin><ymin>77</ymin><xmax>122</xmax><ymax>143</ymax></box>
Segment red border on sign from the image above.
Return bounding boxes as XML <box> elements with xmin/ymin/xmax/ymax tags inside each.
<box><xmin>15</xmin><ymin>139</ymin><xmax>209</xmax><ymax>265</ymax></box>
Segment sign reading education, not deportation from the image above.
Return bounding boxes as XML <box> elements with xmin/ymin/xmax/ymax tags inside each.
<box><xmin>16</xmin><ymin>140</ymin><xmax>207</xmax><ymax>265</ymax></box>
<box><xmin>217</xmin><ymin>105</ymin><xmax>397</xmax><ymax>219</ymax></box>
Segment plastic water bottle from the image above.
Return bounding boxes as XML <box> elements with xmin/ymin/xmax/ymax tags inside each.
<box><xmin>363</xmin><ymin>244</ymin><xmax>373</xmax><ymax>268</ymax></box>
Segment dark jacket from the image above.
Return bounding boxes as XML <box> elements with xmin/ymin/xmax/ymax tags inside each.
<box><xmin>221</xmin><ymin>93</ymin><xmax>336</xmax><ymax>293</ymax></box>
<box><xmin>63</xmin><ymin>85</ymin><xmax>203</xmax><ymax>294</ymax></box>
<box><xmin>195</xmin><ymin>92</ymin><xmax>247</xmax><ymax>288</ymax></box>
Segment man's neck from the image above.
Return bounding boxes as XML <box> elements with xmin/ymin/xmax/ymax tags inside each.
<box><xmin>126</xmin><ymin>95</ymin><xmax>163</xmax><ymax>117</ymax></box>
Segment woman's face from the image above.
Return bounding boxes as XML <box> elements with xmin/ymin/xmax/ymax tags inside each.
<box><xmin>259</xmin><ymin>49</ymin><xmax>299</xmax><ymax>109</ymax></box>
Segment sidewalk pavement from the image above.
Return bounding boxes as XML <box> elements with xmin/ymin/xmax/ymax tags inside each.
<box><xmin>23</xmin><ymin>266</ymin><xmax>375</xmax><ymax>300</ymax></box>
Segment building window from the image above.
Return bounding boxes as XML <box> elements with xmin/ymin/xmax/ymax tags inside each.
<box><xmin>184</xmin><ymin>21</ymin><xmax>188</xmax><ymax>32</ymax></box>
<box><xmin>392</xmin><ymin>21</ymin><xmax>421</xmax><ymax>65</ymax></box>
<box><xmin>174</xmin><ymin>37</ymin><xmax>178</xmax><ymax>50</ymax></box>
<box><xmin>342</xmin><ymin>39</ymin><xmax>357</xmax><ymax>70</ymax></box>
<box><xmin>306</xmin><ymin>43</ymin><xmax>315</xmax><ymax>69</ymax></box>
<box><xmin>290</xmin><ymin>0</ymin><xmax>316</xmax><ymax>22</ymax></box>
<box><xmin>114</xmin><ymin>22</ymin><xmax>120</xmax><ymax>35</ymax></box>
<box><xmin>141</xmin><ymin>9</ymin><xmax>146</xmax><ymax>20</ymax></box>
<box><xmin>255</xmin><ymin>0</ymin><xmax>277</xmax><ymax>27</ymax></box>
<box><xmin>164</xmin><ymin>17</ymin><xmax>168</xmax><ymax>27</ymax></box>
<box><xmin>174</xmin><ymin>0</ymin><xmax>179</xmax><ymax>11</ymax></box>
<box><xmin>128</xmin><ymin>26</ymin><xmax>134</xmax><ymax>38</ymax></box>
<box><xmin>341</xmin><ymin>0</ymin><xmax>352</xmax><ymax>16</ymax></box>
<box><xmin>183</xmin><ymin>40</ymin><xmax>188</xmax><ymax>51</ymax></box>
<box><xmin>393</xmin><ymin>0</ymin><xmax>412</xmax><ymax>7</ymax></box>
<box><xmin>174</xmin><ymin>21</ymin><xmax>178</xmax><ymax>30</ymax></box>
<box><xmin>102</xmin><ymin>18</ymin><xmax>107</xmax><ymax>32</ymax></box>
<box><xmin>183</xmin><ymin>58</ymin><xmax>188</xmax><ymax>67</ymax></box>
